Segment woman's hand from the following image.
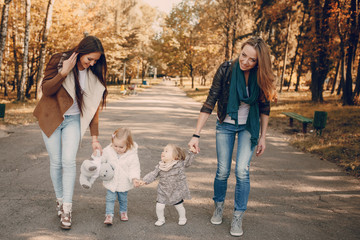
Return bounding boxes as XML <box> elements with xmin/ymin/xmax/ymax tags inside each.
<box><xmin>256</xmin><ymin>135</ymin><xmax>266</xmax><ymax>157</ymax></box>
<box><xmin>188</xmin><ymin>137</ymin><xmax>200</xmax><ymax>153</ymax></box>
<box><xmin>92</xmin><ymin>141</ymin><xmax>103</xmax><ymax>155</ymax></box>
<box><xmin>60</xmin><ymin>52</ymin><xmax>78</xmax><ymax>77</ymax></box>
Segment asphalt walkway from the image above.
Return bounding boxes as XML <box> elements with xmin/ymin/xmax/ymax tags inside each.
<box><xmin>0</xmin><ymin>81</ymin><xmax>359</xmax><ymax>240</ymax></box>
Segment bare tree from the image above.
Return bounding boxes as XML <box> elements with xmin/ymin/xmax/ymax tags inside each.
<box><xmin>0</xmin><ymin>0</ymin><xmax>12</xmax><ymax>88</ymax></box>
<box><xmin>35</xmin><ymin>0</ymin><xmax>55</xmax><ymax>99</ymax></box>
<box><xmin>343</xmin><ymin>0</ymin><xmax>359</xmax><ymax>105</ymax></box>
<box><xmin>279</xmin><ymin>13</ymin><xmax>291</xmax><ymax>93</ymax></box>
<box><xmin>19</xmin><ymin>0</ymin><xmax>31</xmax><ymax>101</ymax></box>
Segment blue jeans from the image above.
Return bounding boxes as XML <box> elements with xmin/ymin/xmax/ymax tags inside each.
<box><xmin>213</xmin><ymin>121</ymin><xmax>255</xmax><ymax>212</ymax></box>
<box><xmin>106</xmin><ymin>190</ymin><xmax>128</xmax><ymax>215</ymax></box>
<box><xmin>41</xmin><ymin>114</ymin><xmax>80</xmax><ymax>203</ymax></box>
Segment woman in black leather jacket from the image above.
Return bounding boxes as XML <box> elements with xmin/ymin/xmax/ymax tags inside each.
<box><xmin>188</xmin><ymin>37</ymin><xmax>276</xmax><ymax>237</ymax></box>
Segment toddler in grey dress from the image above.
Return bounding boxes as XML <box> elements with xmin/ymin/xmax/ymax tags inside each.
<box><xmin>139</xmin><ymin>144</ymin><xmax>196</xmax><ymax>226</ymax></box>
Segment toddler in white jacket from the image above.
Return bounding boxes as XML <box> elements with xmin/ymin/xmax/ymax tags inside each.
<box><xmin>102</xmin><ymin>127</ymin><xmax>141</xmax><ymax>225</ymax></box>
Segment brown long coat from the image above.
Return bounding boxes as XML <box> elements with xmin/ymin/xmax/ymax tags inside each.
<box><xmin>33</xmin><ymin>53</ymin><xmax>104</xmax><ymax>138</ymax></box>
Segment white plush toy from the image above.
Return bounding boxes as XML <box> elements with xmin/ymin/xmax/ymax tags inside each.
<box><xmin>79</xmin><ymin>150</ymin><xmax>102</xmax><ymax>189</ymax></box>
<box><xmin>99</xmin><ymin>160</ymin><xmax>115</xmax><ymax>181</ymax></box>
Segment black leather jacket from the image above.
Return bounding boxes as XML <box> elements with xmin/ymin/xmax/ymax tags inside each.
<box><xmin>200</xmin><ymin>60</ymin><xmax>270</xmax><ymax>123</ymax></box>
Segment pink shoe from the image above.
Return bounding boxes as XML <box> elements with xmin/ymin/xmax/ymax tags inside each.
<box><xmin>104</xmin><ymin>214</ymin><xmax>113</xmax><ymax>225</ymax></box>
<box><xmin>120</xmin><ymin>212</ymin><xmax>128</xmax><ymax>221</ymax></box>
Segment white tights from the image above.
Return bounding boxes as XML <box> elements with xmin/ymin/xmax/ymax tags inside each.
<box><xmin>156</xmin><ymin>202</ymin><xmax>187</xmax><ymax>224</ymax></box>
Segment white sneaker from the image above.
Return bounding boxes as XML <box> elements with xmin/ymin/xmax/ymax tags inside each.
<box><xmin>155</xmin><ymin>219</ymin><xmax>165</xmax><ymax>226</ymax></box>
<box><xmin>178</xmin><ymin>218</ymin><xmax>187</xmax><ymax>225</ymax></box>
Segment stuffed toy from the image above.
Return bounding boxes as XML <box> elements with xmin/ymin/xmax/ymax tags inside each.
<box><xmin>79</xmin><ymin>150</ymin><xmax>102</xmax><ymax>189</ymax></box>
<box><xmin>99</xmin><ymin>160</ymin><xmax>115</xmax><ymax>181</ymax></box>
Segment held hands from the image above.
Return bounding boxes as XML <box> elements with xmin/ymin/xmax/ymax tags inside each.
<box><xmin>92</xmin><ymin>141</ymin><xmax>103</xmax><ymax>155</ymax></box>
<box><xmin>188</xmin><ymin>137</ymin><xmax>200</xmax><ymax>153</ymax></box>
<box><xmin>133</xmin><ymin>179</ymin><xmax>146</xmax><ymax>187</ymax></box>
<box><xmin>60</xmin><ymin>52</ymin><xmax>78</xmax><ymax>77</ymax></box>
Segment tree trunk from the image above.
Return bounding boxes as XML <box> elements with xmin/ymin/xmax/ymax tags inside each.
<box><xmin>190</xmin><ymin>63</ymin><xmax>194</xmax><ymax>89</ymax></box>
<box><xmin>11</xmin><ymin>32</ymin><xmax>19</xmax><ymax>92</ymax></box>
<box><xmin>280</xmin><ymin>14</ymin><xmax>292</xmax><ymax>93</ymax></box>
<box><xmin>3</xmin><ymin>68</ymin><xmax>8</xmax><ymax>96</ymax></box>
<box><xmin>337</xmin><ymin>58</ymin><xmax>345</xmax><ymax>95</ymax></box>
<box><xmin>26</xmin><ymin>47</ymin><xmax>36</xmax><ymax>98</ymax></box>
<box><xmin>295</xmin><ymin>52</ymin><xmax>304</xmax><ymax>91</ymax></box>
<box><xmin>230</xmin><ymin>1</ymin><xmax>239</xmax><ymax>60</ymax></box>
<box><xmin>19</xmin><ymin>0</ymin><xmax>31</xmax><ymax>101</ymax></box>
<box><xmin>0</xmin><ymin>0</ymin><xmax>12</xmax><ymax>86</ymax></box>
<box><xmin>35</xmin><ymin>0</ymin><xmax>55</xmax><ymax>100</ymax></box>
<box><xmin>224</xmin><ymin>24</ymin><xmax>231</xmax><ymax>61</ymax></box>
<box><xmin>310</xmin><ymin>0</ymin><xmax>332</xmax><ymax>102</ymax></box>
<box><xmin>288</xmin><ymin>6</ymin><xmax>307</xmax><ymax>91</ymax></box>
<box><xmin>223</xmin><ymin>4</ymin><xmax>232</xmax><ymax>61</ymax></box>
<box><xmin>3</xmin><ymin>41</ymin><xmax>9</xmax><ymax>96</ymax></box>
<box><xmin>331</xmin><ymin>59</ymin><xmax>340</xmax><ymax>94</ymax></box>
<box><xmin>343</xmin><ymin>0</ymin><xmax>358</xmax><ymax>105</ymax></box>
<box><xmin>354</xmin><ymin>56</ymin><xmax>360</xmax><ymax>96</ymax></box>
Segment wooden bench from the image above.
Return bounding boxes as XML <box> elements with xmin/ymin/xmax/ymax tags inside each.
<box><xmin>282</xmin><ymin>112</ymin><xmax>313</xmax><ymax>133</ymax></box>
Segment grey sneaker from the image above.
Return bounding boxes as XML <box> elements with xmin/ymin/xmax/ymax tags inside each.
<box><xmin>210</xmin><ymin>201</ymin><xmax>224</xmax><ymax>224</ymax></box>
<box><xmin>230</xmin><ymin>211</ymin><xmax>244</xmax><ymax>237</ymax></box>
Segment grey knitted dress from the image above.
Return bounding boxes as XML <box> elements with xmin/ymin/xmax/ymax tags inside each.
<box><xmin>143</xmin><ymin>152</ymin><xmax>195</xmax><ymax>205</ymax></box>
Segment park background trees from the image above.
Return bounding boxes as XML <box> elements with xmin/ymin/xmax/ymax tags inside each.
<box><xmin>0</xmin><ymin>0</ymin><xmax>359</xmax><ymax>105</ymax></box>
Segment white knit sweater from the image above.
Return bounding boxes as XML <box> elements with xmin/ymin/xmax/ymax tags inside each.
<box><xmin>102</xmin><ymin>142</ymin><xmax>141</xmax><ymax>192</ymax></box>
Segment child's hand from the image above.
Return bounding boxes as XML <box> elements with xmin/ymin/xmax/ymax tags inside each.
<box><xmin>133</xmin><ymin>179</ymin><xmax>144</xmax><ymax>187</ymax></box>
<box><xmin>92</xmin><ymin>149</ymin><xmax>102</xmax><ymax>157</ymax></box>
<box><xmin>134</xmin><ymin>179</ymin><xmax>146</xmax><ymax>187</ymax></box>
<box><xmin>189</xmin><ymin>146</ymin><xmax>198</xmax><ymax>154</ymax></box>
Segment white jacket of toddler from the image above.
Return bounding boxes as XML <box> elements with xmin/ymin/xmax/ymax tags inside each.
<box><xmin>102</xmin><ymin>142</ymin><xmax>140</xmax><ymax>192</ymax></box>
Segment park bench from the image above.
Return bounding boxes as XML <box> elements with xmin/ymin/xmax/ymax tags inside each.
<box><xmin>282</xmin><ymin>112</ymin><xmax>313</xmax><ymax>133</ymax></box>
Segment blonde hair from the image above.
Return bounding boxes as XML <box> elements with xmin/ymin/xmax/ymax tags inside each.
<box><xmin>112</xmin><ymin>127</ymin><xmax>134</xmax><ymax>150</ymax></box>
<box><xmin>167</xmin><ymin>144</ymin><xmax>186</xmax><ymax>161</ymax></box>
<box><xmin>241</xmin><ymin>37</ymin><xmax>277</xmax><ymax>101</ymax></box>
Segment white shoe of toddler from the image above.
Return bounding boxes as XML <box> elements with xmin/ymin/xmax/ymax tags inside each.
<box><xmin>155</xmin><ymin>219</ymin><xmax>165</xmax><ymax>226</ymax></box>
<box><xmin>178</xmin><ymin>218</ymin><xmax>187</xmax><ymax>225</ymax></box>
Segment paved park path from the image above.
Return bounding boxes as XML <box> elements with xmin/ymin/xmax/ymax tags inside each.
<box><xmin>0</xmin><ymin>81</ymin><xmax>359</xmax><ymax>240</ymax></box>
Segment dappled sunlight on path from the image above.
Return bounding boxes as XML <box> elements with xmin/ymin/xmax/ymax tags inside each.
<box><xmin>0</xmin><ymin>81</ymin><xmax>359</xmax><ymax>239</ymax></box>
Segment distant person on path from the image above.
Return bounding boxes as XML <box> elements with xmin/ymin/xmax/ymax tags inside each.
<box><xmin>138</xmin><ymin>144</ymin><xmax>196</xmax><ymax>226</ymax></box>
<box><xmin>103</xmin><ymin>127</ymin><xmax>141</xmax><ymax>225</ymax></box>
<box><xmin>188</xmin><ymin>36</ymin><xmax>276</xmax><ymax>237</ymax></box>
<box><xmin>33</xmin><ymin>36</ymin><xmax>108</xmax><ymax>229</ymax></box>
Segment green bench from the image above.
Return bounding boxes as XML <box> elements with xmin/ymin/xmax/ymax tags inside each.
<box><xmin>282</xmin><ymin>112</ymin><xmax>313</xmax><ymax>133</ymax></box>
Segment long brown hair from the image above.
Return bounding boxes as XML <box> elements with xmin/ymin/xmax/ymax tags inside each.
<box><xmin>241</xmin><ymin>37</ymin><xmax>276</xmax><ymax>101</ymax></box>
<box><xmin>64</xmin><ymin>36</ymin><xmax>108</xmax><ymax>115</ymax></box>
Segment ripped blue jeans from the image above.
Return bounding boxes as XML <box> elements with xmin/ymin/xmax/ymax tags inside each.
<box><xmin>213</xmin><ymin>121</ymin><xmax>255</xmax><ymax>212</ymax></box>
